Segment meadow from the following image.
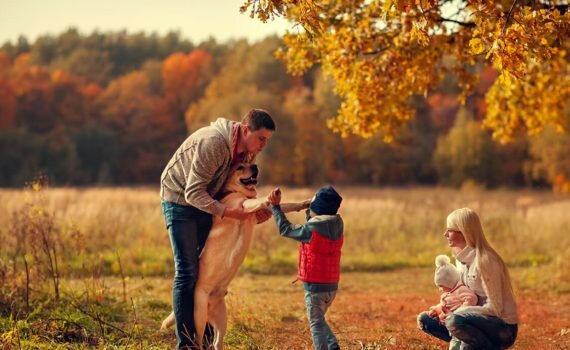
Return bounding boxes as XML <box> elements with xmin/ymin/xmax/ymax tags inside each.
<box><xmin>0</xmin><ymin>185</ymin><xmax>569</xmax><ymax>349</ymax></box>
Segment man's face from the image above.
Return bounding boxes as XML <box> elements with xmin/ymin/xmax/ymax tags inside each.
<box><xmin>243</xmin><ymin>126</ymin><xmax>273</xmax><ymax>155</ymax></box>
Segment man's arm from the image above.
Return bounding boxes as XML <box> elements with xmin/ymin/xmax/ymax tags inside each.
<box><xmin>183</xmin><ymin>136</ymin><xmax>228</xmax><ymax>217</ymax></box>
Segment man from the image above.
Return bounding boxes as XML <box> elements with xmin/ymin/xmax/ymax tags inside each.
<box><xmin>160</xmin><ymin>108</ymin><xmax>275</xmax><ymax>349</ymax></box>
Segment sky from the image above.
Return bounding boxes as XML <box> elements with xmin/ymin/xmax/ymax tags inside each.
<box><xmin>0</xmin><ymin>0</ymin><xmax>294</xmax><ymax>45</ymax></box>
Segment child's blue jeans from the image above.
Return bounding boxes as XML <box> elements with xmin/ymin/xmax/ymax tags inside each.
<box><xmin>304</xmin><ymin>290</ymin><xmax>340</xmax><ymax>350</ymax></box>
<box><xmin>162</xmin><ymin>200</ymin><xmax>213</xmax><ymax>349</ymax></box>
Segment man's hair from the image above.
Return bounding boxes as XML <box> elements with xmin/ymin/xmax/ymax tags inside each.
<box><xmin>242</xmin><ymin>109</ymin><xmax>275</xmax><ymax>132</ymax></box>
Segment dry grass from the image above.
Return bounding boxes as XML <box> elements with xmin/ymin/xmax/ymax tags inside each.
<box><xmin>0</xmin><ymin>186</ymin><xmax>569</xmax><ymax>348</ymax></box>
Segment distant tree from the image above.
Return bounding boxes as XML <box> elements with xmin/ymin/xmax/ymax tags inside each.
<box><xmin>244</xmin><ymin>0</ymin><xmax>570</xmax><ymax>142</ymax></box>
<box><xmin>10</xmin><ymin>54</ymin><xmax>58</xmax><ymax>133</ymax></box>
<box><xmin>0</xmin><ymin>75</ymin><xmax>16</xmax><ymax>129</ymax></box>
<box><xmin>0</xmin><ymin>51</ymin><xmax>11</xmax><ymax>71</ymax></box>
<box><xmin>527</xmin><ymin>122</ymin><xmax>570</xmax><ymax>192</ymax></box>
<box><xmin>492</xmin><ymin>135</ymin><xmax>529</xmax><ymax>187</ymax></box>
<box><xmin>162</xmin><ymin>49</ymin><xmax>213</xmax><ymax>118</ymax></box>
<box><xmin>0</xmin><ymin>35</ymin><xmax>30</xmax><ymax>60</ymax></box>
<box><xmin>53</xmin><ymin>28</ymin><xmax>83</xmax><ymax>58</ymax></box>
<box><xmin>73</xmin><ymin>124</ymin><xmax>119</xmax><ymax>184</ymax></box>
<box><xmin>433</xmin><ymin>107</ymin><xmax>496</xmax><ymax>187</ymax></box>
<box><xmin>313</xmin><ymin>70</ymin><xmax>351</xmax><ymax>183</ymax></box>
<box><xmin>30</xmin><ymin>34</ymin><xmax>58</xmax><ymax>65</ymax></box>
<box><xmin>427</xmin><ymin>93</ymin><xmax>460</xmax><ymax>131</ymax></box>
<box><xmin>95</xmin><ymin>71</ymin><xmax>181</xmax><ymax>182</ymax></box>
<box><xmin>283</xmin><ymin>86</ymin><xmax>327</xmax><ymax>185</ymax></box>
<box><xmin>156</xmin><ymin>31</ymin><xmax>195</xmax><ymax>58</ymax></box>
<box><xmin>356</xmin><ymin>109</ymin><xmax>437</xmax><ymax>185</ymax></box>
<box><xmin>51</xmin><ymin>48</ymin><xmax>114</xmax><ymax>86</ymax></box>
<box><xmin>184</xmin><ymin>38</ymin><xmax>291</xmax><ymax>132</ymax></box>
<box><xmin>141</xmin><ymin>59</ymin><xmax>163</xmax><ymax>95</ymax></box>
<box><xmin>0</xmin><ymin>129</ymin><xmax>78</xmax><ymax>186</ymax></box>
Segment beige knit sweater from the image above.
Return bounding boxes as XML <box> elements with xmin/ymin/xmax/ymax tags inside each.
<box><xmin>160</xmin><ymin>118</ymin><xmax>235</xmax><ymax>217</ymax></box>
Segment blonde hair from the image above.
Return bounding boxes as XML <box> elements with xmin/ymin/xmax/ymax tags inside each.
<box><xmin>446</xmin><ymin>208</ymin><xmax>515</xmax><ymax>314</ymax></box>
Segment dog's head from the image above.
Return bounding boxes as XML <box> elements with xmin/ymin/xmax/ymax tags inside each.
<box><xmin>222</xmin><ymin>162</ymin><xmax>259</xmax><ymax>199</ymax></box>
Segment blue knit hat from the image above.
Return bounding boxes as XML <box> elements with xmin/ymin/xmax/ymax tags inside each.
<box><xmin>310</xmin><ymin>186</ymin><xmax>343</xmax><ymax>215</ymax></box>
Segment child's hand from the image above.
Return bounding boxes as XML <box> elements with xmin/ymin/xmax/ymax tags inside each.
<box><xmin>268</xmin><ymin>187</ymin><xmax>281</xmax><ymax>206</ymax></box>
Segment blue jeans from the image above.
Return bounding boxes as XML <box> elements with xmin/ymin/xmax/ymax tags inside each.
<box><xmin>417</xmin><ymin>311</ymin><xmax>517</xmax><ymax>349</ymax></box>
<box><xmin>162</xmin><ymin>200</ymin><xmax>213</xmax><ymax>349</ymax></box>
<box><xmin>417</xmin><ymin>311</ymin><xmax>452</xmax><ymax>342</ymax></box>
<box><xmin>304</xmin><ymin>290</ymin><xmax>340</xmax><ymax>350</ymax></box>
<box><xmin>446</xmin><ymin>312</ymin><xmax>517</xmax><ymax>350</ymax></box>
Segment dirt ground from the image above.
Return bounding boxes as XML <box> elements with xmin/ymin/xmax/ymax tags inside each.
<box><xmin>220</xmin><ymin>268</ymin><xmax>570</xmax><ymax>350</ymax></box>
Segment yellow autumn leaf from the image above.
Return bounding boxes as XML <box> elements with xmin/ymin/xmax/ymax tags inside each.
<box><xmin>469</xmin><ymin>38</ymin><xmax>485</xmax><ymax>55</ymax></box>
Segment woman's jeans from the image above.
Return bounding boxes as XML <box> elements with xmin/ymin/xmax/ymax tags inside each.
<box><xmin>162</xmin><ymin>200</ymin><xmax>213</xmax><ymax>349</ymax></box>
<box><xmin>304</xmin><ymin>290</ymin><xmax>340</xmax><ymax>350</ymax></box>
<box><xmin>417</xmin><ymin>311</ymin><xmax>518</xmax><ymax>350</ymax></box>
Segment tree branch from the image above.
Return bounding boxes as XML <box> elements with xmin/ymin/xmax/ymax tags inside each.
<box><xmin>70</xmin><ymin>300</ymin><xmax>128</xmax><ymax>336</ymax></box>
<box><xmin>503</xmin><ymin>0</ymin><xmax>519</xmax><ymax>34</ymax></box>
<box><xmin>436</xmin><ymin>17</ymin><xmax>476</xmax><ymax>27</ymax></box>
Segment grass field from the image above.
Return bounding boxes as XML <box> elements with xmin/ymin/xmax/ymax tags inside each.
<box><xmin>0</xmin><ymin>186</ymin><xmax>569</xmax><ymax>349</ymax></box>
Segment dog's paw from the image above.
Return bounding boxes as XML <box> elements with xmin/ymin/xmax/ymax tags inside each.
<box><xmin>160</xmin><ymin>312</ymin><xmax>176</xmax><ymax>330</ymax></box>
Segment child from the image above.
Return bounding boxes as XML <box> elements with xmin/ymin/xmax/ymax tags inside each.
<box><xmin>268</xmin><ymin>186</ymin><xmax>344</xmax><ymax>350</ymax></box>
<box><xmin>428</xmin><ymin>254</ymin><xmax>478</xmax><ymax>324</ymax></box>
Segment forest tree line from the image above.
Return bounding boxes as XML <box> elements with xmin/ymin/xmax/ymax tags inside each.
<box><xmin>0</xmin><ymin>29</ymin><xmax>568</xmax><ymax>190</ymax></box>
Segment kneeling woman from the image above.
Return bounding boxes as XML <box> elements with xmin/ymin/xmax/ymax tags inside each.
<box><xmin>417</xmin><ymin>208</ymin><xmax>518</xmax><ymax>349</ymax></box>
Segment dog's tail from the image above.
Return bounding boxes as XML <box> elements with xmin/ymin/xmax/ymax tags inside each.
<box><xmin>160</xmin><ymin>311</ymin><xmax>176</xmax><ymax>330</ymax></box>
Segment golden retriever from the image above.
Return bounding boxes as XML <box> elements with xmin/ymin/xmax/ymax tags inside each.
<box><xmin>161</xmin><ymin>162</ymin><xmax>307</xmax><ymax>349</ymax></box>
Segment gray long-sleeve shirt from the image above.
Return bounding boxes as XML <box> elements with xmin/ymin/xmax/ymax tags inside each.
<box><xmin>271</xmin><ymin>205</ymin><xmax>344</xmax><ymax>292</ymax></box>
<box><xmin>160</xmin><ymin>118</ymin><xmax>237</xmax><ymax>217</ymax></box>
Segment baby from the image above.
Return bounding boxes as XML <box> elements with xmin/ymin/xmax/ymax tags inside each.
<box><xmin>428</xmin><ymin>255</ymin><xmax>478</xmax><ymax>324</ymax></box>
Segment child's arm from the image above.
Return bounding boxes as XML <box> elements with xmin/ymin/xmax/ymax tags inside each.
<box><xmin>278</xmin><ymin>199</ymin><xmax>311</xmax><ymax>213</ymax></box>
<box><xmin>268</xmin><ymin>188</ymin><xmax>312</xmax><ymax>243</ymax></box>
<box><xmin>268</xmin><ymin>188</ymin><xmax>310</xmax><ymax>212</ymax></box>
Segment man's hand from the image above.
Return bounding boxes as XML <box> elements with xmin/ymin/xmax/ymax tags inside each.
<box><xmin>255</xmin><ymin>207</ymin><xmax>272</xmax><ymax>224</ymax></box>
<box><xmin>268</xmin><ymin>187</ymin><xmax>281</xmax><ymax>206</ymax></box>
<box><xmin>223</xmin><ymin>207</ymin><xmax>255</xmax><ymax>221</ymax></box>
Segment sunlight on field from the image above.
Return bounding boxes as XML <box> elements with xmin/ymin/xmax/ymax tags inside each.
<box><xmin>1</xmin><ymin>186</ymin><xmax>569</xmax><ymax>282</ymax></box>
<box><xmin>1</xmin><ymin>186</ymin><xmax>569</xmax><ymax>348</ymax></box>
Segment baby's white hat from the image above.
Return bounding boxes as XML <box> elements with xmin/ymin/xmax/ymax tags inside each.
<box><xmin>434</xmin><ymin>255</ymin><xmax>460</xmax><ymax>289</ymax></box>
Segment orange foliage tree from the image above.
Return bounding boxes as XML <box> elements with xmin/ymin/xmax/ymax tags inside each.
<box><xmin>95</xmin><ymin>71</ymin><xmax>181</xmax><ymax>182</ymax></box>
<box><xmin>242</xmin><ymin>0</ymin><xmax>569</xmax><ymax>142</ymax></box>
<box><xmin>0</xmin><ymin>70</ymin><xmax>17</xmax><ymax>129</ymax></box>
<box><xmin>162</xmin><ymin>49</ymin><xmax>213</xmax><ymax>118</ymax></box>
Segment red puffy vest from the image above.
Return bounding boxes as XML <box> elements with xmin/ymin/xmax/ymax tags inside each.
<box><xmin>297</xmin><ymin>230</ymin><xmax>343</xmax><ymax>283</ymax></box>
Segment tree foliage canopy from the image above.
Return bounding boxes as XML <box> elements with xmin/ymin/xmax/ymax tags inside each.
<box><xmin>242</xmin><ymin>0</ymin><xmax>570</xmax><ymax>142</ymax></box>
